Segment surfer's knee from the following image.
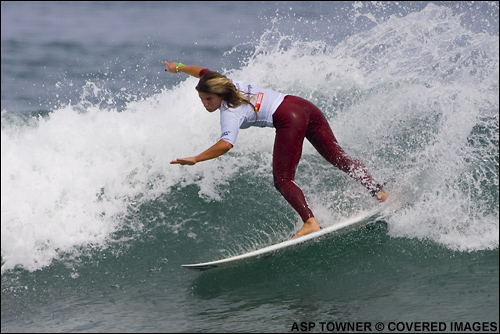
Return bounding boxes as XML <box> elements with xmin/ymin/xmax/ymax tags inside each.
<box><xmin>273</xmin><ymin>174</ymin><xmax>284</xmax><ymax>192</ymax></box>
<box><xmin>273</xmin><ymin>175</ymin><xmax>294</xmax><ymax>194</ymax></box>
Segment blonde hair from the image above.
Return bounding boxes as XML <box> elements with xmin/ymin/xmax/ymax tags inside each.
<box><xmin>196</xmin><ymin>71</ymin><xmax>254</xmax><ymax>109</ymax></box>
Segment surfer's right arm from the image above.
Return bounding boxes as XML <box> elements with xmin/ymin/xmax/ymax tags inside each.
<box><xmin>170</xmin><ymin>139</ymin><xmax>233</xmax><ymax>166</ymax></box>
<box><xmin>163</xmin><ymin>61</ymin><xmax>206</xmax><ymax>78</ymax></box>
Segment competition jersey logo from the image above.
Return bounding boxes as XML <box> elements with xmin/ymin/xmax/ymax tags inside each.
<box><xmin>254</xmin><ymin>92</ymin><xmax>264</xmax><ymax>112</ymax></box>
<box><xmin>240</xmin><ymin>83</ymin><xmax>264</xmax><ymax>112</ymax></box>
<box><xmin>236</xmin><ymin>82</ymin><xmax>264</xmax><ymax>121</ymax></box>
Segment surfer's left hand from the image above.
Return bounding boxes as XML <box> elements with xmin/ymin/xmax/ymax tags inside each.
<box><xmin>163</xmin><ymin>61</ymin><xmax>178</xmax><ymax>74</ymax></box>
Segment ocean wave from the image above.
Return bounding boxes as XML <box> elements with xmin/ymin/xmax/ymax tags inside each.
<box><xmin>2</xmin><ymin>3</ymin><xmax>498</xmax><ymax>273</ymax></box>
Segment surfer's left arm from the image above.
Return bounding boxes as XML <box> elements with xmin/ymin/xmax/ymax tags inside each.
<box><xmin>170</xmin><ymin>139</ymin><xmax>233</xmax><ymax>165</ymax></box>
<box><xmin>163</xmin><ymin>61</ymin><xmax>206</xmax><ymax>78</ymax></box>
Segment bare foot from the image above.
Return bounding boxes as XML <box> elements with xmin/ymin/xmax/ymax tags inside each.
<box><xmin>375</xmin><ymin>189</ymin><xmax>389</xmax><ymax>203</ymax></box>
<box><xmin>292</xmin><ymin>217</ymin><xmax>320</xmax><ymax>239</ymax></box>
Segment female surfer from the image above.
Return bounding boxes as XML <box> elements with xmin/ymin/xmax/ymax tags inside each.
<box><xmin>164</xmin><ymin>61</ymin><xmax>388</xmax><ymax>239</ymax></box>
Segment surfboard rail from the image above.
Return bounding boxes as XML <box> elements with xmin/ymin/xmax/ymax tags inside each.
<box><xmin>182</xmin><ymin>201</ymin><xmax>400</xmax><ymax>271</ymax></box>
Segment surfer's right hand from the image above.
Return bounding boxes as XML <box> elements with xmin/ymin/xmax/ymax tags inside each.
<box><xmin>170</xmin><ymin>157</ymin><xmax>197</xmax><ymax>165</ymax></box>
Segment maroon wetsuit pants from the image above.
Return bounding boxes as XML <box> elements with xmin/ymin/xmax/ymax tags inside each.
<box><xmin>272</xmin><ymin>95</ymin><xmax>380</xmax><ymax>222</ymax></box>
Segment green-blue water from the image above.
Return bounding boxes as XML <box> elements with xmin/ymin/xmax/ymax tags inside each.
<box><xmin>2</xmin><ymin>2</ymin><xmax>498</xmax><ymax>332</ymax></box>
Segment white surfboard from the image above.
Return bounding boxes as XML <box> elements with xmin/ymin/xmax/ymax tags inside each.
<box><xmin>182</xmin><ymin>200</ymin><xmax>402</xmax><ymax>271</ymax></box>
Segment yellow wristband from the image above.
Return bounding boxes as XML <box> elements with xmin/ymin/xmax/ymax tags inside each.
<box><xmin>175</xmin><ymin>63</ymin><xmax>185</xmax><ymax>73</ymax></box>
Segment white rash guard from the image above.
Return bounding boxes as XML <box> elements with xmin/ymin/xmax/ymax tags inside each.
<box><xmin>219</xmin><ymin>80</ymin><xmax>286</xmax><ymax>146</ymax></box>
